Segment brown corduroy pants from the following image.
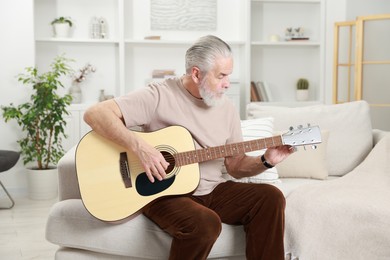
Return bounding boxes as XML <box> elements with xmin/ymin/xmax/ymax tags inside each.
<box><xmin>143</xmin><ymin>181</ymin><xmax>286</xmax><ymax>260</ymax></box>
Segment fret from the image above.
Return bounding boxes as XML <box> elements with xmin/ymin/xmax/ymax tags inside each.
<box><xmin>186</xmin><ymin>151</ymin><xmax>194</xmax><ymax>164</ymax></box>
<box><xmin>274</xmin><ymin>136</ymin><xmax>283</xmax><ymax>146</ymax></box>
<box><xmin>212</xmin><ymin>147</ymin><xmax>217</xmax><ymax>160</ymax></box>
<box><xmin>174</xmin><ymin>153</ymin><xmax>179</xmax><ymax>166</ymax></box>
<box><xmin>240</xmin><ymin>143</ymin><xmax>244</xmax><ymax>153</ymax></box>
<box><xmin>180</xmin><ymin>151</ymin><xmax>187</xmax><ymax>165</ymax></box>
<box><xmin>232</xmin><ymin>143</ymin><xmax>238</xmax><ymax>155</ymax></box>
<box><xmin>255</xmin><ymin>139</ymin><xmax>261</xmax><ymax>151</ymax></box>
<box><xmin>197</xmin><ymin>149</ymin><xmax>204</xmax><ymax>162</ymax></box>
<box><xmin>237</xmin><ymin>142</ymin><xmax>243</xmax><ymax>154</ymax></box>
<box><xmin>220</xmin><ymin>146</ymin><xmax>226</xmax><ymax>157</ymax></box>
<box><xmin>265</xmin><ymin>137</ymin><xmax>273</xmax><ymax>148</ymax></box>
<box><xmin>244</xmin><ymin>142</ymin><xmax>250</xmax><ymax>153</ymax></box>
<box><xmin>210</xmin><ymin>148</ymin><xmax>214</xmax><ymax>159</ymax></box>
<box><xmin>173</xmin><ymin>153</ymin><xmax>181</xmax><ymax>166</ymax></box>
<box><xmin>252</xmin><ymin>141</ymin><xmax>257</xmax><ymax>151</ymax></box>
<box><xmin>193</xmin><ymin>152</ymin><xmax>198</xmax><ymax>164</ymax></box>
<box><xmin>205</xmin><ymin>148</ymin><xmax>211</xmax><ymax>161</ymax></box>
<box><xmin>182</xmin><ymin>153</ymin><xmax>188</xmax><ymax>165</ymax></box>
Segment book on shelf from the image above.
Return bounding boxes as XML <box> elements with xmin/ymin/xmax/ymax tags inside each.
<box><xmin>144</xmin><ymin>35</ymin><xmax>161</xmax><ymax>40</ymax></box>
<box><xmin>152</xmin><ymin>69</ymin><xmax>176</xmax><ymax>78</ymax></box>
<box><xmin>262</xmin><ymin>81</ymin><xmax>273</xmax><ymax>102</ymax></box>
<box><xmin>254</xmin><ymin>81</ymin><xmax>273</xmax><ymax>102</ymax></box>
<box><xmin>146</xmin><ymin>70</ymin><xmax>176</xmax><ymax>85</ymax></box>
<box><xmin>255</xmin><ymin>81</ymin><xmax>267</xmax><ymax>101</ymax></box>
<box><xmin>286</xmin><ymin>37</ymin><xmax>310</xmax><ymax>41</ymax></box>
<box><xmin>250</xmin><ymin>81</ymin><xmax>261</xmax><ymax>101</ymax></box>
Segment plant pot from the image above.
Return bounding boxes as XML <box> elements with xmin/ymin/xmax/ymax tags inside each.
<box><xmin>53</xmin><ymin>23</ymin><xmax>71</xmax><ymax>38</ymax></box>
<box><xmin>26</xmin><ymin>167</ymin><xmax>58</xmax><ymax>200</ymax></box>
<box><xmin>296</xmin><ymin>89</ymin><xmax>309</xmax><ymax>101</ymax></box>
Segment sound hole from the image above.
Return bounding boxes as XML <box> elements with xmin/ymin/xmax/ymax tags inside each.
<box><xmin>161</xmin><ymin>151</ymin><xmax>176</xmax><ymax>178</ymax></box>
<box><xmin>135</xmin><ymin>149</ymin><xmax>178</xmax><ymax>196</ymax></box>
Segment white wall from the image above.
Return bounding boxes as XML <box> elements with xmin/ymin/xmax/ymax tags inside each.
<box><xmin>324</xmin><ymin>0</ymin><xmax>348</xmax><ymax>104</ymax></box>
<box><xmin>346</xmin><ymin>0</ymin><xmax>390</xmax><ymax>20</ymax></box>
<box><xmin>0</xmin><ymin>0</ymin><xmax>34</xmax><ymax>194</ymax></box>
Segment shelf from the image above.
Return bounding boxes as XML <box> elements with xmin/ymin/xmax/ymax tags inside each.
<box><xmin>252</xmin><ymin>0</ymin><xmax>321</xmax><ymax>3</ymax></box>
<box><xmin>251</xmin><ymin>41</ymin><xmax>321</xmax><ymax>46</ymax></box>
<box><xmin>249</xmin><ymin>0</ymin><xmax>325</xmax><ymax>104</ymax></box>
<box><xmin>35</xmin><ymin>38</ymin><xmax>120</xmax><ymax>44</ymax></box>
<box><xmin>33</xmin><ymin>0</ymin><xmax>328</xmax><ymax>150</ymax></box>
<box><xmin>250</xmin><ymin>101</ymin><xmax>322</xmax><ymax>107</ymax></box>
<box><xmin>124</xmin><ymin>39</ymin><xmax>247</xmax><ymax>46</ymax></box>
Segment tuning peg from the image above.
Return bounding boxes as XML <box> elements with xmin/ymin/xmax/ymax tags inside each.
<box><xmin>298</xmin><ymin>125</ymin><xmax>303</xmax><ymax>129</ymax></box>
<box><xmin>307</xmin><ymin>123</ymin><xmax>311</xmax><ymax>127</ymax></box>
<box><xmin>311</xmin><ymin>145</ymin><xmax>317</xmax><ymax>150</ymax></box>
<box><xmin>289</xmin><ymin>126</ymin><xmax>294</xmax><ymax>131</ymax></box>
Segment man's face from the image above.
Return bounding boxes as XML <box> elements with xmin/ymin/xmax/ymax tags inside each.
<box><xmin>199</xmin><ymin>56</ymin><xmax>233</xmax><ymax>107</ymax></box>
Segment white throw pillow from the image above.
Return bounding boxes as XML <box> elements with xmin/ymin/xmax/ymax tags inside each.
<box><xmin>247</xmin><ymin>101</ymin><xmax>373</xmax><ymax>176</ymax></box>
<box><xmin>277</xmin><ymin>130</ymin><xmax>329</xmax><ymax>179</ymax></box>
<box><xmin>223</xmin><ymin>117</ymin><xmax>280</xmax><ymax>183</ymax></box>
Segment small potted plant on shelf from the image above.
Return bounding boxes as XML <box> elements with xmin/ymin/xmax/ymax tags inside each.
<box><xmin>51</xmin><ymin>16</ymin><xmax>73</xmax><ymax>38</ymax></box>
<box><xmin>296</xmin><ymin>78</ymin><xmax>309</xmax><ymax>101</ymax></box>
<box><xmin>1</xmin><ymin>55</ymin><xmax>73</xmax><ymax>200</ymax></box>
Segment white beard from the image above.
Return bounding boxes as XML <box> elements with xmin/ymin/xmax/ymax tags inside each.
<box><xmin>199</xmin><ymin>80</ymin><xmax>227</xmax><ymax>107</ymax></box>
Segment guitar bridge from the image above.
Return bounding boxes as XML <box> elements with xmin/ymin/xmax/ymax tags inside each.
<box><xmin>120</xmin><ymin>152</ymin><xmax>132</xmax><ymax>188</ymax></box>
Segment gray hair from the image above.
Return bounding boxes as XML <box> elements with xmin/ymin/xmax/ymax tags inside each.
<box><xmin>185</xmin><ymin>35</ymin><xmax>232</xmax><ymax>74</ymax></box>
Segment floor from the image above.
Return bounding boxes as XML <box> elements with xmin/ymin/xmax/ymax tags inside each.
<box><xmin>0</xmin><ymin>194</ymin><xmax>58</xmax><ymax>259</ymax></box>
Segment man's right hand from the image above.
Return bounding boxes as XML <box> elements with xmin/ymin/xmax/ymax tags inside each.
<box><xmin>135</xmin><ymin>138</ymin><xmax>170</xmax><ymax>183</ymax></box>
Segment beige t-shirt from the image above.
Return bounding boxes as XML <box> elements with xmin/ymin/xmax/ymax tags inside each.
<box><xmin>115</xmin><ymin>77</ymin><xmax>242</xmax><ymax>195</ymax></box>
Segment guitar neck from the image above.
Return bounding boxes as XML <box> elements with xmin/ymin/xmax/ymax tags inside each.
<box><xmin>174</xmin><ymin>136</ymin><xmax>283</xmax><ymax>166</ymax></box>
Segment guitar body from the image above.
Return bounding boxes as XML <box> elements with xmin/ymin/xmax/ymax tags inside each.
<box><xmin>76</xmin><ymin>126</ymin><xmax>200</xmax><ymax>222</ymax></box>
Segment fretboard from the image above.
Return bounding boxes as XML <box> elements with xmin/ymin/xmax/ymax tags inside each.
<box><xmin>174</xmin><ymin>136</ymin><xmax>283</xmax><ymax>167</ymax></box>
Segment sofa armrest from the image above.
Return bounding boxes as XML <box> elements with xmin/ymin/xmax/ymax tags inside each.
<box><xmin>372</xmin><ymin>129</ymin><xmax>390</xmax><ymax>146</ymax></box>
<box><xmin>58</xmin><ymin>146</ymin><xmax>81</xmax><ymax>201</ymax></box>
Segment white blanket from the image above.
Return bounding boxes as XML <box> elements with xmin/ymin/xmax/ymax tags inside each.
<box><xmin>284</xmin><ymin>135</ymin><xmax>390</xmax><ymax>260</ymax></box>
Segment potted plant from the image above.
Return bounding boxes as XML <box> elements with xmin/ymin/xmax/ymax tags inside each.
<box><xmin>296</xmin><ymin>78</ymin><xmax>309</xmax><ymax>101</ymax></box>
<box><xmin>1</xmin><ymin>55</ymin><xmax>73</xmax><ymax>199</ymax></box>
<box><xmin>51</xmin><ymin>16</ymin><xmax>73</xmax><ymax>38</ymax></box>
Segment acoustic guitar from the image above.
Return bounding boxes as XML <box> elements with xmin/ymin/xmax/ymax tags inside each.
<box><xmin>75</xmin><ymin>125</ymin><xmax>321</xmax><ymax>222</ymax></box>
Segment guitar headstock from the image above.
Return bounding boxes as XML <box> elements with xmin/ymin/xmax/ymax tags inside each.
<box><xmin>282</xmin><ymin>125</ymin><xmax>322</xmax><ymax>148</ymax></box>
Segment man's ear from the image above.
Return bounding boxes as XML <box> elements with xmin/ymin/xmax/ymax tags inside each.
<box><xmin>191</xmin><ymin>67</ymin><xmax>201</xmax><ymax>84</ymax></box>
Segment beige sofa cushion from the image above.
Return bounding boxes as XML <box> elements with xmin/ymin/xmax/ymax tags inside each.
<box><xmin>46</xmin><ymin>199</ymin><xmax>246</xmax><ymax>259</ymax></box>
<box><xmin>247</xmin><ymin>101</ymin><xmax>373</xmax><ymax>176</ymax></box>
<box><xmin>277</xmin><ymin>130</ymin><xmax>329</xmax><ymax>180</ymax></box>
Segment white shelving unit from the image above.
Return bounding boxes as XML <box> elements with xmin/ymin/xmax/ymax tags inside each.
<box><xmin>33</xmin><ymin>0</ymin><xmax>325</xmax><ymax>149</ymax></box>
<box><xmin>33</xmin><ymin>0</ymin><xmax>248</xmax><ymax>149</ymax></box>
<box><xmin>249</xmin><ymin>0</ymin><xmax>325</xmax><ymax>105</ymax></box>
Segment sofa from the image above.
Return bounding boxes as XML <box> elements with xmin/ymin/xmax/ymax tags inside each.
<box><xmin>46</xmin><ymin>100</ymin><xmax>390</xmax><ymax>259</ymax></box>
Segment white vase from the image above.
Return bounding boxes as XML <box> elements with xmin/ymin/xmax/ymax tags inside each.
<box><xmin>69</xmin><ymin>83</ymin><xmax>82</xmax><ymax>103</ymax></box>
<box><xmin>27</xmin><ymin>168</ymin><xmax>58</xmax><ymax>200</ymax></box>
<box><xmin>296</xmin><ymin>89</ymin><xmax>309</xmax><ymax>101</ymax></box>
<box><xmin>53</xmin><ymin>23</ymin><xmax>70</xmax><ymax>38</ymax></box>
